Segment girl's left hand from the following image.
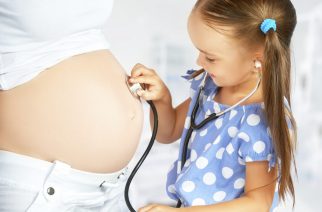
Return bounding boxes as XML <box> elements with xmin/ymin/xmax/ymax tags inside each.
<box><xmin>138</xmin><ymin>204</ymin><xmax>177</xmax><ymax>212</ymax></box>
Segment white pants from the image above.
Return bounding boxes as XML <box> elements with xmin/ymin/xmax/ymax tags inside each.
<box><xmin>0</xmin><ymin>150</ymin><xmax>130</xmax><ymax>212</ymax></box>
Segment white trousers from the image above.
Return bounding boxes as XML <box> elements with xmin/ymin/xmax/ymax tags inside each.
<box><xmin>0</xmin><ymin>150</ymin><xmax>129</xmax><ymax>212</ymax></box>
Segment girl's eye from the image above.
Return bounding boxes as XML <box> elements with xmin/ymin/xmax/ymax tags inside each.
<box><xmin>206</xmin><ymin>57</ymin><xmax>216</xmax><ymax>63</ymax></box>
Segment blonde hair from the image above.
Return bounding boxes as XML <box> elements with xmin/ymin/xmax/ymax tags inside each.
<box><xmin>194</xmin><ymin>0</ymin><xmax>297</xmax><ymax>205</ymax></box>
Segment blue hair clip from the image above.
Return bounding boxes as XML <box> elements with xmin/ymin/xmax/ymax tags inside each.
<box><xmin>260</xmin><ymin>19</ymin><xmax>277</xmax><ymax>34</ymax></box>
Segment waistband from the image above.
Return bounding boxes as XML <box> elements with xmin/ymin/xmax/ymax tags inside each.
<box><xmin>0</xmin><ymin>150</ymin><xmax>128</xmax><ymax>189</ymax></box>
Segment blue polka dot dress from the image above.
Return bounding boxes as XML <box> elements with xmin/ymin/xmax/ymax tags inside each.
<box><xmin>166</xmin><ymin>70</ymin><xmax>280</xmax><ymax>211</ymax></box>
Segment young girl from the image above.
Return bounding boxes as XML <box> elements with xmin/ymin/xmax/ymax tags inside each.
<box><xmin>130</xmin><ymin>0</ymin><xmax>297</xmax><ymax>211</ymax></box>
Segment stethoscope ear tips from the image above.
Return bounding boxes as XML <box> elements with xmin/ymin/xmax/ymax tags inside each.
<box><xmin>254</xmin><ymin>60</ymin><xmax>262</xmax><ymax>69</ymax></box>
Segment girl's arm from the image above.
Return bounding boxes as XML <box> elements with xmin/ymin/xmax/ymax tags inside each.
<box><xmin>150</xmin><ymin>98</ymin><xmax>191</xmax><ymax>143</ymax></box>
<box><xmin>139</xmin><ymin>161</ymin><xmax>277</xmax><ymax>212</ymax></box>
<box><xmin>130</xmin><ymin>63</ymin><xmax>190</xmax><ymax>144</ymax></box>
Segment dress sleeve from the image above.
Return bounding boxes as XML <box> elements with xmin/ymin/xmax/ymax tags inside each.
<box><xmin>237</xmin><ymin>108</ymin><xmax>277</xmax><ymax>171</ymax></box>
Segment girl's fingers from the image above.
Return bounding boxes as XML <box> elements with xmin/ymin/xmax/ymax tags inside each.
<box><xmin>131</xmin><ymin>63</ymin><xmax>155</xmax><ymax>77</ymax></box>
<box><xmin>129</xmin><ymin>75</ymin><xmax>158</xmax><ymax>85</ymax></box>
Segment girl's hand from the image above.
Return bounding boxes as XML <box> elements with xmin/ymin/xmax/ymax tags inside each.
<box><xmin>138</xmin><ymin>204</ymin><xmax>177</xmax><ymax>212</ymax></box>
<box><xmin>129</xmin><ymin>63</ymin><xmax>170</xmax><ymax>102</ymax></box>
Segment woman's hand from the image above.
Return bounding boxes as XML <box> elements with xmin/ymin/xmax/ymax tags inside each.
<box><xmin>138</xmin><ymin>204</ymin><xmax>178</xmax><ymax>212</ymax></box>
<box><xmin>129</xmin><ymin>63</ymin><xmax>170</xmax><ymax>102</ymax></box>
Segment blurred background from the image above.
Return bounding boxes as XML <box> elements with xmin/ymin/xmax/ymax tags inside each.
<box><xmin>104</xmin><ymin>0</ymin><xmax>322</xmax><ymax>211</ymax></box>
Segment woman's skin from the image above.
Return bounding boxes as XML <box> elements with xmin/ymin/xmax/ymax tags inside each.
<box><xmin>0</xmin><ymin>50</ymin><xmax>144</xmax><ymax>173</ymax></box>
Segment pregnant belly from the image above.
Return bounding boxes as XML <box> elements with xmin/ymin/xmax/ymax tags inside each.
<box><xmin>0</xmin><ymin>50</ymin><xmax>143</xmax><ymax>173</ymax></box>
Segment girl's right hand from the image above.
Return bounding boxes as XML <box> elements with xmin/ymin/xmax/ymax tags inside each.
<box><xmin>129</xmin><ymin>63</ymin><xmax>170</xmax><ymax>102</ymax></box>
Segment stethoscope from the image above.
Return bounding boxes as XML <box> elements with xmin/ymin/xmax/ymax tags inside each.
<box><xmin>124</xmin><ymin>71</ymin><xmax>261</xmax><ymax>210</ymax></box>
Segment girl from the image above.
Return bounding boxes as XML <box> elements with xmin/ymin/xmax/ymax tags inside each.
<box><xmin>130</xmin><ymin>0</ymin><xmax>297</xmax><ymax>211</ymax></box>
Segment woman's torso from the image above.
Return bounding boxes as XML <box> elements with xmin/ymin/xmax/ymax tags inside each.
<box><xmin>0</xmin><ymin>50</ymin><xmax>144</xmax><ymax>173</ymax></box>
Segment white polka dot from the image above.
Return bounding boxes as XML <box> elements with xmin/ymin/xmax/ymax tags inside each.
<box><xmin>238</xmin><ymin>157</ymin><xmax>246</xmax><ymax>165</ymax></box>
<box><xmin>184</xmin><ymin>117</ymin><xmax>191</xmax><ymax>129</ymax></box>
<box><xmin>204</xmin><ymin>143</ymin><xmax>212</xmax><ymax>151</ymax></box>
<box><xmin>214</xmin><ymin>103</ymin><xmax>221</xmax><ymax>113</ymax></box>
<box><xmin>213</xmin><ymin>191</ymin><xmax>226</xmax><ymax>202</ymax></box>
<box><xmin>182</xmin><ymin>181</ymin><xmax>195</xmax><ymax>192</ymax></box>
<box><xmin>190</xmin><ymin>149</ymin><xmax>198</xmax><ymax>162</ymax></box>
<box><xmin>253</xmin><ymin>141</ymin><xmax>266</xmax><ymax>154</ymax></box>
<box><xmin>168</xmin><ymin>184</ymin><xmax>176</xmax><ymax>193</ymax></box>
<box><xmin>241</xmin><ymin>115</ymin><xmax>245</xmax><ymax>123</ymax></box>
<box><xmin>177</xmin><ymin>161</ymin><xmax>182</xmax><ymax>174</ymax></box>
<box><xmin>188</xmin><ymin>131</ymin><xmax>197</xmax><ymax>149</ymax></box>
<box><xmin>222</xmin><ymin>167</ymin><xmax>234</xmax><ymax>179</ymax></box>
<box><xmin>238</xmin><ymin>149</ymin><xmax>242</xmax><ymax>157</ymax></box>
<box><xmin>245</xmin><ymin>156</ymin><xmax>253</xmax><ymax>162</ymax></box>
<box><xmin>191</xmin><ymin>131</ymin><xmax>197</xmax><ymax>141</ymax></box>
<box><xmin>184</xmin><ymin>159</ymin><xmax>190</xmax><ymax>168</ymax></box>
<box><xmin>229</xmin><ymin>110</ymin><xmax>238</xmax><ymax>120</ymax></box>
<box><xmin>200</xmin><ymin>128</ymin><xmax>208</xmax><ymax>137</ymax></box>
<box><xmin>213</xmin><ymin>135</ymin><xmax>221</xmax><ymax>144</ymax></box>
<box><xmin>205</xmin><ymin>109</ymin><xmax>212</xmax><ymax>117</ymax></box>
<box><xmin>234</xmin><ymin>178</ymin><xmax>245</xmax><ymax>189</ymax></box>
<box><xmin>215</xmin><ymin>118</ymin><xmax>223</xmax><ymax>129</ymax></box>
<box><xmin>238</xmin><ymin>132</ymin><xmax>250</xmax><ymax>142</ymax></box>
<box><xmin>196</xmin><ymin>157</ymin><xmax>209</xmax><ymax>169</ymax></box>
<box><xmin>216</xmin><ymin>148</ymin><xmax>225</xmax><ymax>159</ymax></box>
<box><xmin>267</xmin><ymin>128</ymin><xmax>272</xmax><ymax>137</ymax></box>
<box><xmin>226</xmin><ymin>143</ymin><xmax>234</xmax><ymax>154</ymax></box>
<box><xmin>203</xmin><ymin>172</ymin><xmax>216</xmax><ymax>185</ymax></box>
<box><xmin>247</xmin><ymin>114</ymin><xmax>261</xmax><ymax>126</ymax></box>
<box><xmin>192</xmin><ymin>198</ymin><xmax>206</xmax><ymax>206</ymax></box>
<box><xmin>228</xmin><ymin>126</ymin><xmax>239</xmax><ymax>138</ymax></box>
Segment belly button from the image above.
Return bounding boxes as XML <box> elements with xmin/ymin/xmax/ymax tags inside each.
<box><xmin>130</xmin><ymin>112</ymin><xmax>136</xmax><ymax>120</ymax></box>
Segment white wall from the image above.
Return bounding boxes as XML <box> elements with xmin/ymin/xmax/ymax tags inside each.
<box><xmin>105</xmin><ymin>1</ymin><xmax>322</xmax><ymax>211</ymax></box>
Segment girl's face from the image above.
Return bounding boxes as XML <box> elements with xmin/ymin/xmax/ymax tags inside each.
<box><xmin>187</xmin><ymin>11</ymin><xmax>259</xmax><ymax>88</ymax></box>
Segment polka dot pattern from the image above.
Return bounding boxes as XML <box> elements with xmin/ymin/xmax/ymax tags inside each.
<box><xmin>213</xmin><ymin>191</ymin><xmax>226</xmax><ymax>202</ymax></box>
<box><xmin>215</xmin><ymin>118</ymin><xmax>223</xmax><ymax>129</ymax></box>
<box><xmin>253</xmin><ymin>141</ymin><xmax>266</xmax><ymax>154</ymax></box>
<box><xmin>228</xmin><ymin>126</ymin><xmax>239</xmax><ymax>138</ymax></box>
<box><xmin>165</xmin><ymin>70</ymin><xmax>278</xmax><ymax>208</ymax></box>
<box><xmin>216</xmin><ymin>147</ymin><xmax>225</xmax><ymax>159</ymax></box>
<box><xmin>238</xmin><ymin>132</ymin><xmax>250</xmax><ymax>142</ymax></box>
<box><xmin>184</xmin><ymin>116</ymin><xmax>191</xmax><ymax>129</ymax></box>
<box><xmin>247</xmin><ymin>114</ymin><xmax>261</xmax><ymax>126</ymax></box>
<box><xmin>222</xmin><ymin>167</ymin><xmax>234</xmax><ymax>179</ymax></box>
<box><xmin>182</xmin><ymin>181</ymin><xmax>195</xmax><ymax>192</ymax></box>
<box><xmin>203</xmin><ymin>172</ymin><xmax>216</xmax><ymax>185</ymax></box>
<box><xmin>226</xmin><ymin>143</ymin><xmax>234</xmax><ymax>154</ymax></box>
<box><xmin>192</xmin><ymin>198</ymin><xmax>206</xmax><ymax>206</ymax></box>
<box><xmin>196</xmin><ymin>157</ymin><xmax>209</xmax><ymax>169</ymax></box>
<box><xmin>234</xmin><ymin>178</ymin><xmax>245</xmax><ymax>189</ymax></box>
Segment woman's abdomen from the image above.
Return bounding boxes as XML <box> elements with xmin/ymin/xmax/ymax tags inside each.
<box><xmin>0</xmin><ymin>50</ymin><xmax>143</xmax><ymax>173</ymax></box>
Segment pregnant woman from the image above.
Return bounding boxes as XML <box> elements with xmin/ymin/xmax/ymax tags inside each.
<box><xmin>0</xmin><ymin>0</ymin><xmax>143</xmax><ymax>211</ymax></box>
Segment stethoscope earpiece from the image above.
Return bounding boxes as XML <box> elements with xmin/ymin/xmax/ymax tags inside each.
<box><xmin>254</xmin><ymin>60</ymin><xmax>262</xmax><ymax>69</ymax></box>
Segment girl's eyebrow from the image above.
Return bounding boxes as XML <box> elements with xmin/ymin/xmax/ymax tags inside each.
<box><xmin>197</xmin><ymin>48</ymin><xmax>217</xmax><ymax>57</ymax></box>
